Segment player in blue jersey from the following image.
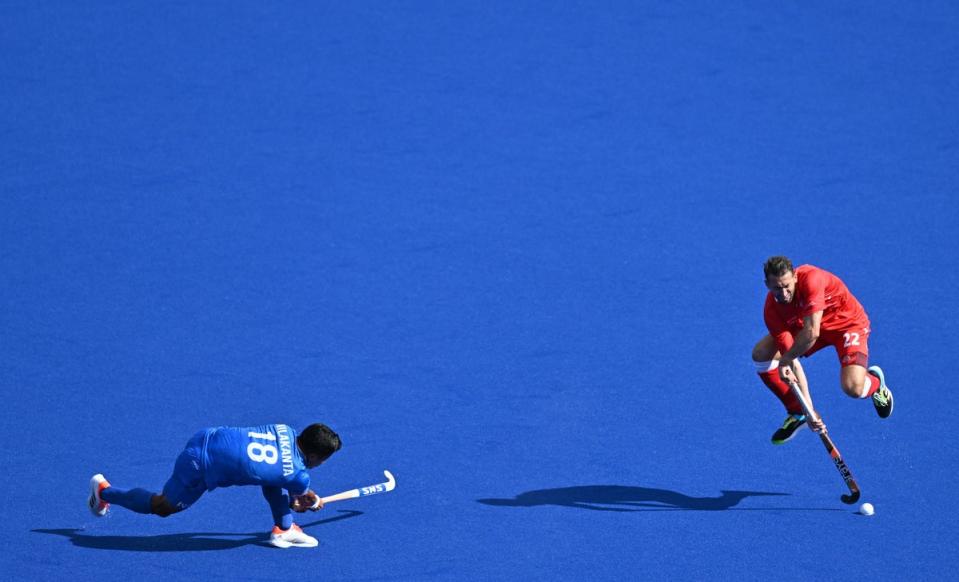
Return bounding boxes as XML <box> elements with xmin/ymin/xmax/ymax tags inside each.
<box><xmin>87</xmin><ymin>423</ymin><xmax>341</xmax><ymax>549</ymax></box>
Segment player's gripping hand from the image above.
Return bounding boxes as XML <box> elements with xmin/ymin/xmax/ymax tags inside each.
<box><xmin>778</xmin><ymin>358</ymin><xmax>797</xmax><ymax>383</ymax></box>
<box><xmin>290</xmin><ymin>490</ymin><xmax>323</xmax><ymax>512</ymax></box>
<box><xmin>806</xmin><ymin>413</ymin><xmax>826</xmax><ymax>434</ymax></box>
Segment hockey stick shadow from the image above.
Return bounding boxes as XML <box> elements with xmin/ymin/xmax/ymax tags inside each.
<box><xmin>32</xmin><ymin>509</ymin><xmax>363</xmax><ymax>552</ymax></box>
<box><xmin>478</xmin><ymin>485</ymin><xmax>805</xmax><ymax>512</ymax></box>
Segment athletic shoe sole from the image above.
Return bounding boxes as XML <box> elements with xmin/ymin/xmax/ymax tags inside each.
<box><xmin>270</xmin><ymin>537</ymin><xmax>318</xmax><ymax>549</ymax></box>
<box><xmin>270</xmin><ymin>526</ymin><xmax>318</xmax><ymax>549</ymax></box>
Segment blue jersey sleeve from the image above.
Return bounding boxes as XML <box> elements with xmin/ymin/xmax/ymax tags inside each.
<box><xmin>203</xmin><ymin>424</ymin><xmax>309</xmax><ymax>491</ymax></box>
<box><xmin>287</xmin><ymin>470</ymin><xmax>311</xmax><ymax>497</ymax></box>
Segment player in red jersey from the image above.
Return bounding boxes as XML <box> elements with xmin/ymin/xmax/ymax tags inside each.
<box><xmin>751</xmin><ymin>256</ymin><xmax>894</xmax><ymax>444</ymax></box>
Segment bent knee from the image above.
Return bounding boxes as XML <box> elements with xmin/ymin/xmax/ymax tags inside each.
<box><xmin>154</xmin><ymin>505</ymin><xmax>179</xmax><ymax>517</ymax></box>
<box><xmin>752</xmin><ymin>338</ymin><xmax>780</xmax><ymax>362</ymax></box>
<box><xmin>840</xmin><ymin>379</ymin><xmax>865</xmax><ymax>398</ymax></box>
<box><xmin>151</xmin><ymin>496</ymin><xmax>182</xmax><ymax>518</ymax></box>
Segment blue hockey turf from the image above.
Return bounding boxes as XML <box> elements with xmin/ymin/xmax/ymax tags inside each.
<box><xmin>2</xmin><ymin>2</ymin><xmax>958</xmax><ymax>580</ymax></box>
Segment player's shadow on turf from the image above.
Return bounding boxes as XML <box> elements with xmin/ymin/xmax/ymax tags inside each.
<box><xmin>478</xmin><ymin>486</ymin><xmax>790</xmax><ymax>512</ymax></box>
<box><xmin>32</xmin><ymin>510</ymin><xmax>363</xmax><ymax>551</ymax></box>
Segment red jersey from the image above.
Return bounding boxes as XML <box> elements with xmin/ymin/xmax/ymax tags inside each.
<box><xmin>764</xmin><ymin>265</ymin><xmax>869</xmax><ymax>349</ymax></box>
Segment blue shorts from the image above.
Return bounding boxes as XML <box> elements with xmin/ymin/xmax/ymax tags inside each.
<box><xmin>162</xmin><ymin>430</ymin><xmax>208</xmax><ymax>510</ymax></box>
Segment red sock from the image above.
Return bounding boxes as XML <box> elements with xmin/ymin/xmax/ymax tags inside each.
<box><xmin>759</xmin><ymin>370</ymin><xmax>804</xmax><ymax>415</ymax></box>
<box><xmin>865</xmin><ymin>372</ymin><xmax>881</xmax><ymax>397</ymax></box>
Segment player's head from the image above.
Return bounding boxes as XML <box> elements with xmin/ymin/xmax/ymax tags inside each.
<box><xmin>764</xmin><ymin>256</ymin><xmax>796</xmax><ymax>304</ymax></box>
<box><xmin>297</xmin><ymin>423</ymin><xmax>342</xmax><ymax>468</ymax></box>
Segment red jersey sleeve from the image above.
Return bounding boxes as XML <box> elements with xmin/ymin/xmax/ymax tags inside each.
<box><xmin>798</xmin><ymin>268</ymin><xmax>828</xmax><ymax>318</ymax></box>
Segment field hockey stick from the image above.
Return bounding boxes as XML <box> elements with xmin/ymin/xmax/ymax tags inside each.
<box><xmin>786</xmin><ymin>379</ymin><xmax>861</xmax><ymax>504</ymax></box>
<box><xmin>312</xmin><ymin>470</ymin><xmax>396</xmax><ymax>509</ymax></box>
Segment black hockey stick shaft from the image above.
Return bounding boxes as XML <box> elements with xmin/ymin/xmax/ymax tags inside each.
<box><xmin>787</xmin><ymin>379</ymin><xmax>861</xmax><ymax>504</ymax></box>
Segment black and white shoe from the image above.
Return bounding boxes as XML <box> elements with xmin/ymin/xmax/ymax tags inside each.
<box><xmin>868</xmin><ymin>365</ymin><xmax>894</xmax><ymax>419</ymax></box>
<box><xmin>771</xmin><ymin>414</ymin><xmax>807</xmax><ymax>445</ymax></box>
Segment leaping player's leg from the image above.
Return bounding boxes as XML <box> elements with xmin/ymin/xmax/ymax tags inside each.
<box><xmin>752</xmin><ymin>335</ymin><xmax>806</xmax><ymax>444</ymax></box>
<box><xmin>839</xmin><ymin>364</ymin><xmax>870</xmax><ymax>398</ymax></box>
<box><xmin>264</xmin><ymin>486</ymin><xmax>317</xmax><ymax>548</ymax></box>
<box><xmin>833</xmin><ymin>326</ymin><xmax>893</xmax><ymax>418</ymax></box>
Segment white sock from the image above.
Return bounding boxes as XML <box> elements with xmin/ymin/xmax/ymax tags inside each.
<box><xmin>754</xmin><ymin>359</ymin><xmax>779</xmax><ymax>373</ymax></box>
<box><xmin>859</xmin><ymin>374</ymin><xmax>874</xmax><ymax>398</ymax></box>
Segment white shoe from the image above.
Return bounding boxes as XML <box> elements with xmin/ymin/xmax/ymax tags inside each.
<box><xmin>270</xmin><ymin>524</ymin><xmax>318</xmax><ymax>548</ymax></box>
<box><xmin>88</xmin><ymin>474</ymin><xmax>110</xmax><ymax>517</ymax></box>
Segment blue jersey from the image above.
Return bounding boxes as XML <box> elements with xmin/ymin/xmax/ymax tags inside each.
<box><xmin>200</xmin><ymin>424</ymin><xmax>310</xmax><ymax>495</ymax></box>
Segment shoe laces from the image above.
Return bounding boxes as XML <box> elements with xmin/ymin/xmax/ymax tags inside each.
<box><xmin>873</xmin><ymin>388</ymin><xmax>890</xmax><ymax>406</ymax></box>
<box><xmin>783</xmin><ymin>414</ymin><xmax>805</xmax><ymax>428</ymax></box>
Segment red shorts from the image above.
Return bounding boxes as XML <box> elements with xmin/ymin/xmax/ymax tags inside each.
<box><xmin>801</xmin><ymin>325</ymin><xmax>871</xmax><ymax>367</ymax></box>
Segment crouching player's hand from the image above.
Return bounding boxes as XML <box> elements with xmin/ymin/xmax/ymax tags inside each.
<box><xmin>290</xmin><ymin>490</ymin><xmax>323</xmax><ymax>512</ymax></box>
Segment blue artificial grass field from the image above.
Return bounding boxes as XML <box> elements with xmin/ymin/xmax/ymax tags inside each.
<box><xmin>2</xmin><ymin>2</ymin><xmax>958</xmax><ymax>580</ymax></box>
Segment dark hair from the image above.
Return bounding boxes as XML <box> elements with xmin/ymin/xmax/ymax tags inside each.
<box><xmin>298</xmin><ymin>423</ymin><xmax>342</xmax><ymax>461</ymax></box>
<box><xmin>763</xmin><ymin>256</ymin><xmax>794</xmax><ymax>279</ymax></box>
